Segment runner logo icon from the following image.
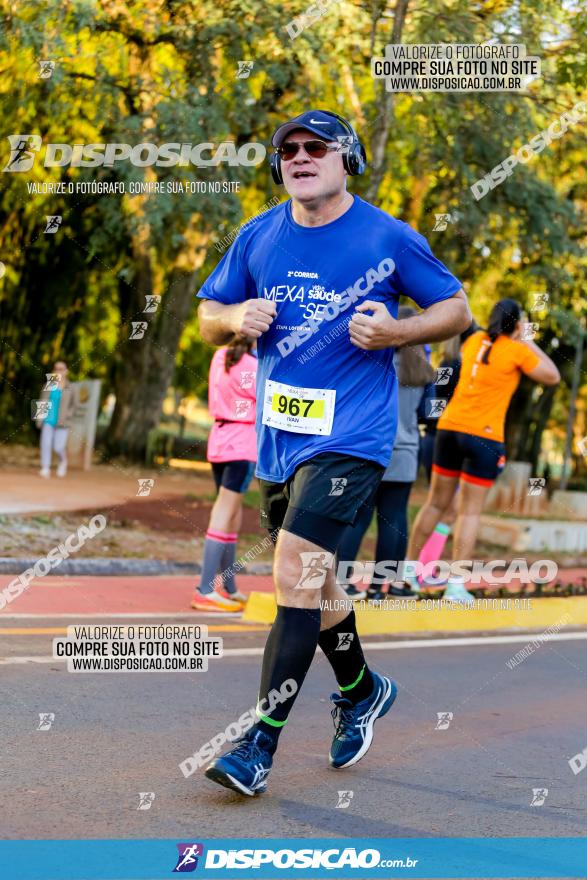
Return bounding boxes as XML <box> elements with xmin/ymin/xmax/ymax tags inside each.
<box><xmin>44</xmin><ymin>215</ymin><xmax>62</xmax><ymax>233</ymax></box>
<box><xmin>137</xmin><ymin>792</ymin><xmax>155</xmax><ymax>810</ymax></box>
<box><xmin>435</xmin><ymin>712</ymin><xmax>453</xmax><ymax>730</ymax></box>
<box><xmin>39</xmin><ymin>60</ymin><xmax>55</xmax><ymax>79</ymax></box>
<box><xmin>530</xmin><ymin>293</ymin><xmax>549</xmax><ymax>311</ymax></box>
<box><xmin>329</xmin><ymin>477</ymin><xmax>347</xmax><ymax>496</ymax></box>
<box><xmin>296</xmin><ymin>551</ymin><xmax>334</xmax><ymax>589</ymax></box>
<box><xmin>521</xmin><ymin>322</ymin><xmax>539</xmax><ymax>341</ymax></box>
<box><xmin>37</xmin><ymin>713</ymin><xmax>55</xmax><ymax>730</ymax></box>
<box><xmin>530</xmin><ymin>787</ymin><xmax>548</xmax><ymax>806</ymax></box>
<box><xmin>433</xmin><ymin>213</ymin><xmax>452</xmax><ymax>231</ymax></box>
<box><xmin>435</xmin><ymin>366</ymin><xmax>453</xmax><ymax>385</ymax></box>
<box><xmin>236</xmin><ymin>61</ymin><xmax>254</xmax><ymax>79</ymax></box>
<box><xmin>528</xmin><ymin>477</ymin><xmax>545</xmax><ymax>496</ymax></box>
<box><xmin>427</xmin><ymin>398</ymin><xmax>448</xmax><ymax>418</ymax></box>
<box><xmin>3</xmin><ymin>135</ymin><xmax>41</xmax><ymax>172</ymax></box>
<box><xmin>235</xmin><ymin>399</ymin><xmax>252</xmax><ymax>418</ymax></box>
<box><xmin>32</xmin><ymin>400</ymin><xmax>51</xmax><ymax>420</ymax></box>
<box><xmin>336</xmin><ymin>633</ymin><xmax>354</xmax><ymax>651</ymax></box>
<box><xmin>143</xmin><ymin>295</ymin><xmax>161</xmax><ymax>313</ymax></box>
<box><xmin>173</xmin><ymin>843</ymin><xmax>204</xmax><ymax>872</ymax></box>
<box><xmin>129</xmin><ymin>321</ymin><xmax>148</xmax><ymax>340</ymax></box>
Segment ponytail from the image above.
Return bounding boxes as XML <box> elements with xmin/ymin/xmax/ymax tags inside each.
<box><xmin>224</xmin><ymin>336</ymin><xmax>253</xmax><ymax>372</ymax></box>
<box><xmin>481</xmin><ymin>298</ymin><xmax>521</xmax><ymax>364</ymax></box>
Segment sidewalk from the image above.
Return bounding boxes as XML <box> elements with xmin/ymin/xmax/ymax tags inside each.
<box><xmin>0</xmin><ymin>461</ymin><xmax>267</xmax><ymax>561</ymax></box>
<box><xmin>0</xmin><ymin>463</ymin><xmax>212</xmax><ymax>515</ymax></box>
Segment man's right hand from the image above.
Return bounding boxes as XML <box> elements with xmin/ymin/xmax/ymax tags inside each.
<box><xmin>231</xmin><ymin>298</ymin><xmax>277</xmax><ymax>338</ymax></box>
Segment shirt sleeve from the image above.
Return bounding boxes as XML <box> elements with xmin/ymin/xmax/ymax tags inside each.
<box><xmin>393</xmin><ymin>225</ymin><xmax>462</xmax><ymax>308</ymax></box>
<box><xmin>516</xmin><ymin>342</ymin><xmax>541</xmax><ymax>375</ymax></box>
<box><xmin>197</xmin><ymin>235</ymin><xmax>256</xmax><ymax>304</ymax></box>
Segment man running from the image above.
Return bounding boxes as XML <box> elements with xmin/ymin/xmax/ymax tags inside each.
<box><xmin>197</xmin><ymin>109</ymin><xmax>471</xmax><ymax>796</ymax></box>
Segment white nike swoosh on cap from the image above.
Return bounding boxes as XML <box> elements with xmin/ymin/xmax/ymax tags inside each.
<box><xmin>309</xmin><ymin>119</ymin><xmax>329</xmax><ymax>124</ymax></box>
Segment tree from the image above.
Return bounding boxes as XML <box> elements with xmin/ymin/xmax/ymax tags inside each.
<box><xmin>1</xmin><ymin>0</ymin><xmax>585</xmax><ymax>471</ymax></box>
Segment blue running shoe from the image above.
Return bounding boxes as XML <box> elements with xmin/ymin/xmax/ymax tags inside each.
<box><xmin>204</xmin><ymin>729</ymin><xmax>273</xmax><ymax>796</ymax></box>
<box><xmin>329</xmin><ymin>672</ymin><xmax>398</xmax><ymax>769</ymax></box>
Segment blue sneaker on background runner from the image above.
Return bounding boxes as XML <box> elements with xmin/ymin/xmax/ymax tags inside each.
<box><xmin>204</xmin><ymin>729</ymin><xmax>274</xmax><ymax>796</ymax></box>
<box><xmin>329</xmin><ymin>671</ymin><xmax>398</xmax><ymax>769</ymax></box>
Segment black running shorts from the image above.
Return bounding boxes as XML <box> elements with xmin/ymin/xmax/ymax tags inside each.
<box><xmin>259</xmin><ymin>452</ymin><xmax>384</xmax><ymax>553</ymax></box>
<box><xmin>211</xmin><ymin>460</ymin><xmax>255</xmax><ymax>494</ymax></box>
<box><xmin>433</xmin><ymin>429</ymin><xmax>506</xmax><ymax>487</ymax></box>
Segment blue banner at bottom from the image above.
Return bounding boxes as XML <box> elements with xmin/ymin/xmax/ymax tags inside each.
<box><xmin>0</xmin><ymin>838</ymin><xmax>585</xmax><ymax>879</ymax></box>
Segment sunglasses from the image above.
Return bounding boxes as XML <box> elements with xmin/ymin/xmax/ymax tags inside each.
<box><xmin>277</xmin><ymin>139</ymin><xmax>340</xmax><ymax>161</ymax></box>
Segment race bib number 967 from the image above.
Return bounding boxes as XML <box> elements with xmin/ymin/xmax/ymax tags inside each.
<box><xmin>262</xmin><ymin>380</ymin><xmax>335</xmax><ymax>435</ymax></box>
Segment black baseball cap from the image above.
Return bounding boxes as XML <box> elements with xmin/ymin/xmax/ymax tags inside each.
<box><xmin>271</xmin><ymin>110</ymin><xmax>350</xmax><ymax>147</ymax></box>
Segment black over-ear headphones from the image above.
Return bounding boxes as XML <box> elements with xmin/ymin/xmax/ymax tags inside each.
<box><xmin>270</xmin><ymin>111</ymin><xmax>367</xmax><ymax>186</ymax></box>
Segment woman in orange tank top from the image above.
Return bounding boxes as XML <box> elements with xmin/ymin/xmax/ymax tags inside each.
<box><xmin>406</xmin><ymin>299</ymin><xmax>560</xmax><ymax>604</ymax></box>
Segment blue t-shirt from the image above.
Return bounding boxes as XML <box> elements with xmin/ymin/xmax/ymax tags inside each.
<box><xmin>45</xmin><ymin>389</ymin><xmax>62</xmax><ymax>427</ymax></box>
<box><xmin>197</xmin><ymin>196</ymin><xmax>461</xmax><ymax>482</ymax></box>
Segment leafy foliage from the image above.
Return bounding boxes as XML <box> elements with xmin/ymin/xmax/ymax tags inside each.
<box><xmin>0</xmin><ymin>0</ymin><xmax>585</xmax><ymax>469</ymax></box>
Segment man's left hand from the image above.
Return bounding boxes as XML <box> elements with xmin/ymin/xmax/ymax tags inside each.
<box><xmin>349</xmin><ymin>300</ymin><xmax>404</xmax><ymax>350</ymax></box>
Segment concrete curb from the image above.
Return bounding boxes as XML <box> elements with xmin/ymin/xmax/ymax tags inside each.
<box><xmin>243</xmin><ymin>592</ymin><xmax>587</xmax><ymax>635</ymax></box>
<box><xmin>0</xmin><ymin>557</ymin><xmax>274</xmax><ymax>577</ymax></box>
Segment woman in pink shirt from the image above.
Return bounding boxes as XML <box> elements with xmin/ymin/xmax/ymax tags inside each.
<box><xmin>191</xmin><ymin>338</ymin><xmax>258</xmax><ymax>612</ymax></box>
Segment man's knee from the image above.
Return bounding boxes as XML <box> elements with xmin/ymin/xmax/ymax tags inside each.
<box><xmin>274</xmin><ymin>533</ymin><xmax>333</xmax><ymax>604</ymax></box>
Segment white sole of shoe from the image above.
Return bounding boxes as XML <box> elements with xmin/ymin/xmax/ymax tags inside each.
<box><xmin>205</xmin><ymin>765</ymin><xmax>264</xmax><ymax>797</ymax></box>
<box><xmin>224</xmin><ymin>772</ymin><xmax>257</xmax><ymax>796</ymax></box>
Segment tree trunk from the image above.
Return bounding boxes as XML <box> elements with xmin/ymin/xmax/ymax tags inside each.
<box><xmin>528</xmin><ymin>384</ymin><xmax>556</xmax><ymax>472</ymax></box>
<box><xmin>364</xmin><ymin>0</ymin><xmax>410</xmax><ymax>203</ymax></box>
<box><xmin>506</xmin><ymin>377</ymin><xmax>535</xmax><ymax>460</ymax></box>
<box><xmin>404</xmin><ymin>172</ymin><xmax>430</xmax><ymax>230</ymax></box>
<box><xmin>560</xmin><ymin>329</ymin><xmax>584</xmax><ymax>490</ymax></box>
<box><xmin>107</xmin><ymin>261</ymin><xmax>200</xmax><ymax>459</ymax></box>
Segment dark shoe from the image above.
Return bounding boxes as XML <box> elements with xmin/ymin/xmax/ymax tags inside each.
<box><xmin>329</xmin><ymin>672</ymin><xmax>398</xmax><ymax>769</ymax></box>
<box><xmin>204</xmin><ymin>729</ymin><xmax>273</xmax><ymax>796</ymax></box>
<box><xmin>343</xmin><ymin>584</ymin><xmax>367</xmax><ymax>600</ymax></box>
<box><xmin>388</xmin><ymin>584</ymin><xmax>420</xmax><ymax>599</ymax></box>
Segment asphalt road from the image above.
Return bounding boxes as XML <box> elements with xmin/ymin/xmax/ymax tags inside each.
<box><xmin>2</xmin><ymin>616</ymin><xmax>586</xmax><ymax>843</ymax></box>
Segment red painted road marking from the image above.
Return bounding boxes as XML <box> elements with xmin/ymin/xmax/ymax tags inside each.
<box><xmin>0</xmin><ymin>575</ymin><xmax>275</xmax><ymax>615</ymax></box>
<box><xmin>0</xmin><ymin>572</ymin><xmax>584</xmax><ymax>616</ymax></box>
